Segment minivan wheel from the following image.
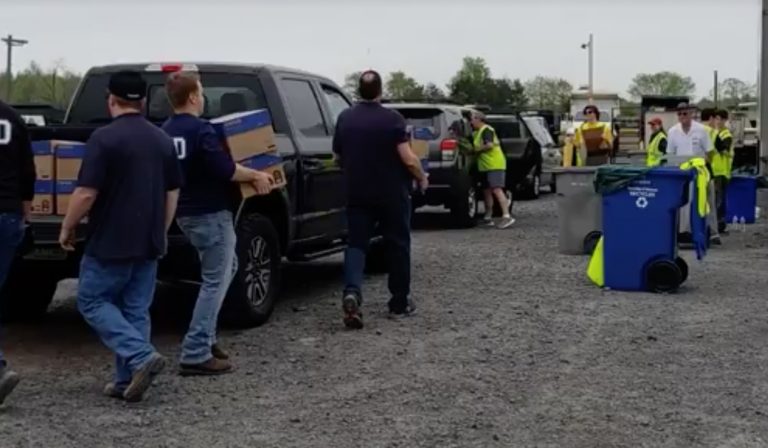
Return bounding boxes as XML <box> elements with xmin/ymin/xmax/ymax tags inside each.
<box><xmin>522</xmin><ymin>173</ymin><xmax>541</xmax><ymax>200</ymax></box>
<box><xmin>223</xmin><ymin>213</ymin><xmax>282</xmax><ymax>328</ymax></box>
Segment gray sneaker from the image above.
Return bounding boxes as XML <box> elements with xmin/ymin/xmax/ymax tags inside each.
<box><xmin>103</xmin><ymin>382</ymin><xmax>126</xmax><ymax>400</ymax></box>
<box><xmin>497</xmin><ymin>216</ymin><xmax>516</xmax><ymax>229</ymax></box>
<box><xmin>0</xmin><ymin>368</ymin><xmax>21</xmax><ymax>405</ymax></box>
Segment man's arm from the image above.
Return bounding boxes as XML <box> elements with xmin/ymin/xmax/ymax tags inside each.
<box><xmin>163</xmin><ymin>139</ymin><xmax>184</xmax><ymax>228</ymax></box>
<box><xmin>61</xmin><ymin>187</ymin><xmax>97</xmax><ymax>231</ymax></box>
<box><xmin>658</xmin><ymin>137</ymin><xmax>668</xmax><ymax>155</ymax></box>
<box><xmin>397</xmin><ymin>141</ymin><xmax>427</xmax><ymax>182</ymax></box>
<box><xmin>476</xmin><ymin>128</ymin><xmax>495</xmax><ymax>152</ymax></box>
<box><xmin>666</xmin><ymin>129</ymin><xmax>678</xmax><ymax>156</ymax></box>
<box><xmin>715</xmin><ymin>135</ymin><xmax>733</xmax><ymax>154</ymax></box>
<box><xmin>164</xmin><ymin>189</ymin><xmax>179</xmax><ymax>232</ymax></box>
<box><xmin>60</xmin><ymin>135</ymin><xmax>106</xmax><ymax>249</ymax></box>
<box><xmin>200</xmin><ymin>126</ymin><xmax>273</xmax><ymax>192</ymax></box>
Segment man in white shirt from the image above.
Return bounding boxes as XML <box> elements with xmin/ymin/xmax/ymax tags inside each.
<box><xmin>668</xmin><ymin>103</ymin><xmax>721</xmax><ymax>245</ymax></box>
<box><xmin>666</xmin><ymin>103</ymin><xmax>711</xmax><ymax>158</ymax></box>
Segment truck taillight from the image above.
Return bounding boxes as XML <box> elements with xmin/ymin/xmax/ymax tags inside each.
<box><xmin>440</xmin><ymin>139</ymin><xmax>457</xmax><ymax>161</ymax></box>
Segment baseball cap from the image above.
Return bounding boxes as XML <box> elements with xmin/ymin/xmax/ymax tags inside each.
<box><xmin>676</xmin><ymin>102</ymin><xmax>694</xmax><ymax>111</ymax></box>
<box><xmin>647</xmin><ymin>117</ymin><xmax>662</xmax><ymax>126</ymax></box>
<box><xmin>108</xmin><ymin>70</ymin><xmax>147</xmax><ymax>101</ymax></box>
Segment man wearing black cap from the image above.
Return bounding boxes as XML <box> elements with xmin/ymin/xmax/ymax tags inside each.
<box><xmin>59</xmin><ymin>70</ymin><xmax>183</xmax><ymax>402</ymax></box>
<box><xmin>0</xmin><ymin>98</ymin><xmax>36</xmax><ymax>405</ymax></box>
<box><xmin>333</xmin><ymin>70</ymin><xmax>428</xmax><ymax>329</ymax></box>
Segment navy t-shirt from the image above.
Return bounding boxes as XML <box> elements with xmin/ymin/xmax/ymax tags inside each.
<box><xmin>332</xmin><ymin>102</ymin><xmax>410</xmax><ymax>205</ymax></box>
<box><xmin>78</xmin><ymin>113</ymin><xmax>183</xmax><ymax>261</ymax></box>
<box><xmin>161</xmin><ymin>114</ymin><xmax>236</xmax><ymax>217</ymax></box>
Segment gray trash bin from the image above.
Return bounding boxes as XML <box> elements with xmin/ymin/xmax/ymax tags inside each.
<box><xmin>553</xmin><ymin>167</ymin><xmax>602</xmax><ymax>255</ymax></box>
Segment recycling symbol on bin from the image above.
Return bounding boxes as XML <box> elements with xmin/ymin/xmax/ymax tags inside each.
<box><xmin>635</xmin><ymin>197</ymin><xmax>649</xmax><ymax>209</ymax></box>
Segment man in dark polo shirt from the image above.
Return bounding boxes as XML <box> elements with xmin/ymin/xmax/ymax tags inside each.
<box><xmin>333</xmin><ymin>70</ymin><xmax>428</xmax><ymax>329</ymax></box>
<box><xmin>0</xmin><ymin>98</ymin><xmax>36</xmax><ymax>405</ymax></box>
<box><xmin>162</xmin><ymin>71</ymin><xmax>272</xmax><ymax>376</ymax></box>
<box><xmin>59</xmin><ymin>70</ymin><xmax>183</xmax><ymax>402</ymax></box>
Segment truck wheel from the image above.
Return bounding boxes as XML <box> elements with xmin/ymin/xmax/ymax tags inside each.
<box><xmin>645</xmin><ymin>259</ymin><xmax>683</xmax><ymax>293</ymax></box>
<box><xmin>0</xmin><ymin>261</ymin><xmax>61</xmax><ymax>322</ymax></box>
<box><xmin>223</xmin><ymin>213</ymin><xmax>282</xmax><ymax>328</ymax></box>
<box><xmin>521</xmin><ymin>173</ymin><xmax>542</xmax><ymax>200</ymax></box>
<box><xmin>450</xmin><ymin>176</ymin><xmax>478</xmax><ymax>229</ymax></box>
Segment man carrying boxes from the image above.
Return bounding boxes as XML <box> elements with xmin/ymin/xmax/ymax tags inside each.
<box><xmin>0</xmin><ymin>98</ymin><xmax>36</xmax><ymax>405</ymax></box>
<box><xmin>162</xmin><ymin>71</ymin><xmax>274</xmax><ymax>376</ymax></box>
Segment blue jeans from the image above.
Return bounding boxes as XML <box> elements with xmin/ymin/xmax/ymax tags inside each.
<box><xmin>176</xmin><ymin>210</ymin><xmax>237</xmax><ymax>365</ymax></box>
<box><xmin>77</xmin><ymin>255</ymin><xmax>158</xmax><ymax>390</ymax></box>
<box><xmin>0</xmin><ymin>213</ymin><xmax>24</xmax><ymax>368</ymax></box>
<box><xmin>344</xmin><ymin>197</ymin><xmax>412</xmax><ymax>311</ymax></box>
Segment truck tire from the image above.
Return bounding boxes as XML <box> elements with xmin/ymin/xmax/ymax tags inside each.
<box><xmin>0</xmin><ymin>261</ymin><xmax>61</xmax><ymax>322</ymax></box>
<box><xmin>222</xmin><ymin>213</ymin><xmax>282</xmax><ymax>328</ymax></box>
<box><xmin>449</xmin><ymin>175</ymin><xmax>478</xmax><ymax>229</ymax></box>
<box><xmin>521</xmin><ymin>171</ymin><xmax>542</xmax><ymax>200</ymax></box>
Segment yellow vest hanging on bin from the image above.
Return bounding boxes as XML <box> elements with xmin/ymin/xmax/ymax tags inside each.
<box><xmin>679</xmin><ymin>157</ymin><xmax>710</xmax><ymax>217</ymax></box>
<box><xmin>586</xmin><ymin>236</ymin><xmax>605</xmax><ymax>287</ymax></box>
<box><xmin>646</xmin><ymin>131</ymin><xmax>667</xmax><ymax>167</ymax></box>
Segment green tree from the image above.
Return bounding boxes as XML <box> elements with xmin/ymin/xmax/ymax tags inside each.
<box><xmin>710</xmin><ymin>78</ymin><xmax>757</xmax><ymax>106</ymax></box>
<box><xmin>0</xmin><ymin>61</ymin><xmax>82</xmax><ymax>108</ymax></box>
<box><xmin>385</xmin><ymin>71</ymin><xmax>424</xmax><ymax>100</ymax></box>
<box><xmin>343</xmin><ymin>71</ymin><xmax>362</xmax><ymax>100</ymax></box>
<box><xmin>524</xmin><ymin>76</ymin><xmax>572</xmax><ymax>111</ymax></box>
<box><xmin>488</xmin><ymin>78</ymin><xmax>527</xmax><ymax>109</ymax></box>
<box><xmin>423</xmin><ymin>83</ymin><xmax>446</xmax><ymax>102</ymax></box>
<box><xmin>448</xmin><ymin>56</ymin><xmax>494</xmax><ymax>104</ymax></box>
<box><xmin>628</xmin><ymin>71</ymin><xmax>696</xmax><ymax>100</ymax></box>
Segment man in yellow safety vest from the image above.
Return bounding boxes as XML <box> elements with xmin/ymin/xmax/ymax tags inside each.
<box><xmin>646</xmin><ymin>117</ymin><xmax>668</xmax><ymax>167</ymax></box>
<box><xmin>712</xmin><ymin>109</ymin><xmax>734</xmax><ymax>233</ymax></box>
<box><xmin>470</xmin><ymin>111</ymin><xmax>514</xmax><ymax>229</ymax></box>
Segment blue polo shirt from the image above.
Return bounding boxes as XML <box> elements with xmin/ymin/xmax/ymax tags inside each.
<box><xmin>161</xmin><ymin>114</ymin><xmax>236</xmax><ymax>217</ymax></box>
<box><xmin>332</xmin><ymin>102</ymin><xmax>410</xmax><ymax>205</ymax></box>
<box><xmin>78</xmin><ymin>113</ymin><xmax>183</xmax><ymax>261</ymax></box>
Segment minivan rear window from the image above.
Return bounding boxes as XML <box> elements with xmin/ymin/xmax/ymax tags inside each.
<box><xmin>393</xmin><ymin>107</ymin><xmax>442</xmax><ymax>139</ymax></box>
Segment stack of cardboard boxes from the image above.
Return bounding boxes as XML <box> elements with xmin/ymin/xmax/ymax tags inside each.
<box><xmin>409</xmin><ymin>126</ymin><xmax>431</xmax><ymax>174</ymax></box>
<box><xmin>29</xmin><ymin>140</ymin><xmax>86</xmax><ymax>216</ymax></box>
<box><xmin>210</xmin><ymin>109</ymin><xmax>286</xmax><ymax>197</ymax></box>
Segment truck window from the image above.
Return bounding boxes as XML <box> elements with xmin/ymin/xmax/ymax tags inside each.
<box><xmin>67</xmin><ymin>72</ymin><xmax>269</xmax><ymax>126</ymax></box>
<box><xmin>489</xmin><ymin>120</ymin><xmax>521</xmax><ymax>139</ymax></box>
<box><xmin>320</xmin><ymin>85</ymin><xmax>351</xmax><ymax>126</ymax></box>
<box><xmin>281</xmin><ymin>79</ymin><xmax>328</xmax><ymax>137</ymax></box>
<box><xmin>393</xmin><ymin>108</ymin><xmax>442</xmax><ymax>139</ymax></box>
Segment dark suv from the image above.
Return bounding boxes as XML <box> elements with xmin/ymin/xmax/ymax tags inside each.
<box><xmin>384</xmin><ymin>103</ymin><xmax>478</xmax><ymax>228</ymax></box>
<box><xmin>484</xmin><ymin>113</ymin><xmax>556</xmax><ymax>199</ymax></box>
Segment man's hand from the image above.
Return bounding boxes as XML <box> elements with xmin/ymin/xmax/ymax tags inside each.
<box><xmin>419</xmin><ymin>174</ymin><xmax>429</xmax><ymax>193</ymax></box>
<box><xmin>22</xmin><ymin>201</ymin><xmax>32</xmax><ymax>223</ymax></box>
<box><xmin>59</xmin><ymin>225</ymin><xmax>76</xmax><ymax>251</ymax></box>
<box><xmin>251</xmin><ymin>171</ymin><xmax>274</xmax><ymax>196</ymax></box>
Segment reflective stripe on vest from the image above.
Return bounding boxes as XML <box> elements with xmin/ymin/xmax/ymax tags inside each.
<box><xmin>646</xmin><ymin>131</ymin><xmax>666</xmax><ymax>167</ymax></box>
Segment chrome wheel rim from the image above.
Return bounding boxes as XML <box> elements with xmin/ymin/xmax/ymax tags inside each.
<box><xmin>468</xmin><ymin>187</ymin><xmax>477</xmax><ymax>218</ymax></box>
<box><xmin>244</xmin><ymin>236</ymin><xmax>271</xmax><ymax>307</ymax></box>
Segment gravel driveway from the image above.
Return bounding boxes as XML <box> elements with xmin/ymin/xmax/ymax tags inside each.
<box><xmin>1</xmin><ymin>192</ymin><xmax>768</xmax><ymax>448</ymax></box>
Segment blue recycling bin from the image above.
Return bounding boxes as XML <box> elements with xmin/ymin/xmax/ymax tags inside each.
<box><xmin>725</xmin><ymin>175</ymin><xmax>757</xmax><ymax>224</ymax></box>
<box><xmin>599</xmin><ymin>167</ymin><xmax>697</xmax><ymax>292</ymax></box>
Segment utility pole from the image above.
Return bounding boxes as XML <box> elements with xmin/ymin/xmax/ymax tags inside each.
<box><xmin>2</xmin><ymin>34</ymin><xmax>29</xmax><ymax>101</ymax></box>
<box><xmin>713</xmin><ymin>70</ymin><xmax>719</xmax><ymax>107</ymax></box>
<box><xmin>761</xmin><ymin>0</ymin><xmax>768</xmax><ymax>175</ymax></box>
<box><xmin>581</xmin><ymin>34</ymin><xmax>594</xmax><ymax>103</ymax></box>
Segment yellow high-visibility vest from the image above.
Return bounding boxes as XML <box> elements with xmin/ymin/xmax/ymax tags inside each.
<box><xmin>711</xmin><ymin>128</ymin><xmax>734</xmax><ymax>178</ymax></box>
<box><xmin>646</xmin><ymin>131</ymin><xmax>667</xmax><ymax>167</ymax></box>
<box><xmin>472</xmin><ymin>124</ymin><xmax>506</xmax><ymax>172</ymax></box>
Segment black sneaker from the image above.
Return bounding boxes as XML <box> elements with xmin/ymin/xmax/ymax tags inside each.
<box><xmin>388</xmin><ymin>305</ymin><xmax>417</xmax><ymax>320</ymax></box>
<box><xmin>123</xmin><ymin>353</ymin><xmax>166</xmax><ymax>403</ymax></box>
<box><xmin>342</xmin><ymin>292</ymin><xmax>363</xmax><ymax>330</ymax></box>
<box><xmin>0</xmin><ymin>368</ymin><xmax>20</xmax><ymax>405</ymax></box>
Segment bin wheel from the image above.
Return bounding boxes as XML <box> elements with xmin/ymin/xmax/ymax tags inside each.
<box><xmin>583</xmin><ymin>231</ymin><xmax>602</xmax><ymax>255</ymax></box>
<box><xmin>645</xmin><ymin>260</ymin><xmax>683</xmax><ymax>293</ymax></box>
<box><xmin>675</xmin><ymin>257</ymin><xmax>689</xmax><ymax>284</ymax></box>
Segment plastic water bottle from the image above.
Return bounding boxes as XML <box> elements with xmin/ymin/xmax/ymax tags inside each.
<box><xmin>756</xmin><ymin>207</ymin><xmax>761</xmax><ymax>221</ymax></box>
<box><xmin>739</xmin><ymin>216</ymin><xmax>747</xmax><ymax>233</ymax></box>
<box><xmin>732</xmin><ymin>216</ymin><xmax>739</xmax><ymax>230</ymax></box>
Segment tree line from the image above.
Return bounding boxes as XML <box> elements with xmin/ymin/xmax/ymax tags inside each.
<box><xmin>0</xmin><ymin>59</ymin><xmax>757</xmax><ymax>114</ymax></box>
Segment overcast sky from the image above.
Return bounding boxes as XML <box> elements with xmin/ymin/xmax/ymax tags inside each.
<box><xmin>0</xmin><ymin>0</ymin><xmax>761</xmax><ymax>98</ymax></box>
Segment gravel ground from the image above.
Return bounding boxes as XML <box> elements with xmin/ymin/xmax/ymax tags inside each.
<box><xmin>2</xmin><ymin>191</ymin><xmax>768</xmax><ymax>448</ymax></box>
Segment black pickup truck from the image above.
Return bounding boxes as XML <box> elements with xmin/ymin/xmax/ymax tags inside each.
<box><xmin>1</xmin><ymin>62</ymin><xmax>362</xmax><ymax>327</ymax></box>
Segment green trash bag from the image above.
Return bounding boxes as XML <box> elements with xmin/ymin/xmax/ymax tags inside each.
<box><xmin>593</xmin><ymin>165</ymin><xmax>654</xmax><ymax>195</ymax></box>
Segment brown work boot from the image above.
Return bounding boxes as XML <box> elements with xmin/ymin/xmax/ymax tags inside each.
<box><xmin>179</xmin><ymin>357</ymin><xmax>233</xmax><ymax>377</ymax></box>
<box><xmin>103</xmin><ymin>382</ymin><xmax>125</xmax><ymax>400</ymax></box>
<box><xmin>211</xmin><ymin>344</ymin><xmax>230</xmax><ymax>360</ymax></box>
<box><xmin>123</xmin><ymin>353</ymin><xmax>166</xmax><ymax>403</ymax></box>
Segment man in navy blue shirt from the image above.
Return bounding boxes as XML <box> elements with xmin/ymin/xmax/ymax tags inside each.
<box><xmin>59</xmin><ymin>71</ymin><xmax>183</xmax><ymax>402</ymax></box>
<box><xmin>333</xmin><ymin>70</ymin><xmax>428</xmax><ymax>329</ymax></box>
<box><xmin>162</xmin><ymin>71</ymin><xmax>272</xmax><ymax>376</ymax></box>
<box><xmin>0</xmin><ymin>98</ymin><xmax>36</xmax><ymax>405</ymax></box>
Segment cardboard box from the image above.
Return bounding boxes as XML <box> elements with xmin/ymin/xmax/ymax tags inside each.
<box><xmin>211</xmin><ymin>109</ymin><xmax>276</xmax><ymax>162</ymax></box>
<box><xmin>54</xmin><ymin>141</ymin><xmax>86</xmax><ymax>180</ymax></box>
<box><xmin>239</xmin><ymin>153</ymin><xmax>286</xmax><ymax>199</ymax></box>
<box><xmin>55</xmin><ymin>180</ymin><xmax>77</xmax><ymax>215</ymax></box>
<box><xmin>410</xmin><ymin>139</ymin><xmax>429</xmax><ymax>159</ymax></box>
<box><xmin>31</xmin><ymin>180</ymin><xmax>54</xmax><ymax>215</ymax></box>
<box><xmin>32</xmin><ymin>141</ymin><xmax>54</xmax><ymax>180</ymax></box>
